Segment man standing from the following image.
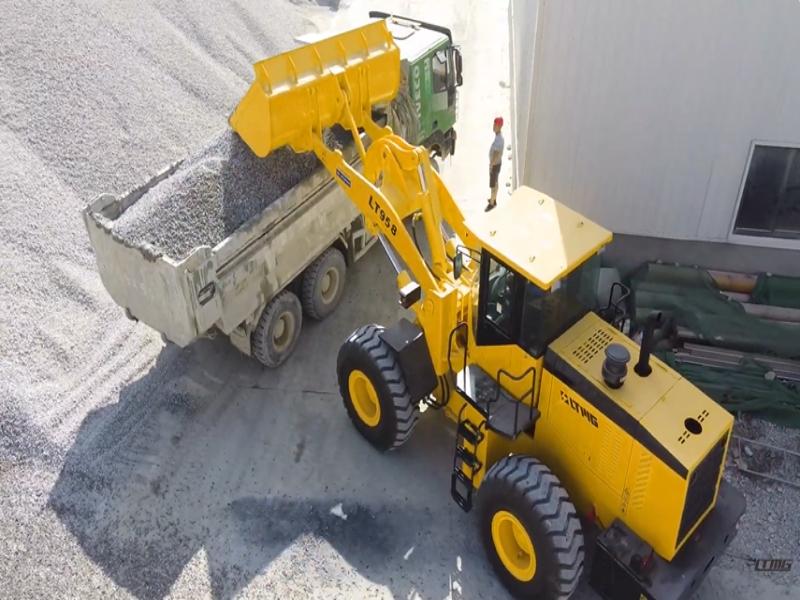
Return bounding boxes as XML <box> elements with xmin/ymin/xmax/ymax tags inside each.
<box><xmin>486</xmin><ymin>116</ymin><xmax>504</xmax><ymax>211</ymax></box>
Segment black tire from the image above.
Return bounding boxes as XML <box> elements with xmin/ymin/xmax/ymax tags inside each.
<box><xmin>251</xmin><ymin>290</ymin><xmax>303</xmax><ymax>368</ymax></box>
<box><xmin>301</xmin><ymin>247</ymin><xmax>347</xmax><ymax>320</ymax></box>
<box><xmin>479</xmin><ymin>455</ymin><xmax>584</xmax><ymax>599</ymax></box>
<box><xmin>336</xmin><ymin>324</ymin><xmax>418</xmax><ymax>451</ymax></box>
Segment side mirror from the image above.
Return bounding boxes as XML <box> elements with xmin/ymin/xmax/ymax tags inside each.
<box><xmin>453</xmin><ymin>252</ymin><xmax>463</xmax><ymax>280</ymax></box>
<box><xmin>454</xmin><ymin>48</ymin><xmax>463</xmax><ymax>87</ymax></box>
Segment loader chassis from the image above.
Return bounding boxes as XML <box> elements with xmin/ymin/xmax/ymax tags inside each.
<box><xmin>229</xmin><ymin>20</ymin><xmax>743</xmax><ymax>600</ymax></box>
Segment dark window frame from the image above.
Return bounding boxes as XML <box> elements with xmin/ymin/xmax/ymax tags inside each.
<box><xmin>733</xmin><ymin>142</ymin><xmax>800</xmax><ymax>240</ymax></box>
<box><xmin>476</xmin><ymin>250</ymin><xmax>525</xmax><ymax>347</ymax></box>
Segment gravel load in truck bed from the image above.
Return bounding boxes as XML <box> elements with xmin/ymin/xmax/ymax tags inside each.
<box><xmin>111</xmin><ymin>129</ymin><xmax>324</xmax><ymax>259</ymax></box>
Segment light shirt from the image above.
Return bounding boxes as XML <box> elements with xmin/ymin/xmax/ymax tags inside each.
<box><xmin>489</xmin><ymin>133</ymin><xmax>504</xmax><ymax>165</ymax></box>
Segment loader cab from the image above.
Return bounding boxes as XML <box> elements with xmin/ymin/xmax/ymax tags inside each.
<box><xmin>476</xmin><ymin>250</ymin><xmax>602</xmax><ymax>357</ymax></box>
<box><xmin>464</xmin><ymin>187</ymin><xmax>613</xmax><ymax>363</ymax></box>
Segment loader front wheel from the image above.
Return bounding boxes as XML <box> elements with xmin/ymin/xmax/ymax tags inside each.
<box><xmin>252</xmin><ymin>290</ymin><xmax>302</xmax><ymax>368</ymax></box>
<box><xmin>337</xmin><ymin>324</ymin><xmax>418</xmax><ymax>451</ymax></box>
<box><xmin>479</xmin><ymin>455</ymin><xmax>584</xmax><ymax>599</ymax></box>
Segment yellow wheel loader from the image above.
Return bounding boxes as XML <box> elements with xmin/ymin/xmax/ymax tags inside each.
<box><xmin>229</xmin><ymin>19</ymin><xmax>745</xmax><ymax>600</ymax></box>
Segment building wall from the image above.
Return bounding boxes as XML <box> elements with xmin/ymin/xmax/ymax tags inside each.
<box><xmin>511</xmin><ymin>0</ymin><xmax>800</xmax><ymax>252</ymax></box>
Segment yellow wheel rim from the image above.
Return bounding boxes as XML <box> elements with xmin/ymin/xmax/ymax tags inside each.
<box><xmin>348</xmin><ymin>369</ymin><xmax>381</xmax><ymax>427</ymax></box>
<box><xmin>491</xmin><ymin>510</ymin><xmax>536</xmax><ymax>582</ymax></box>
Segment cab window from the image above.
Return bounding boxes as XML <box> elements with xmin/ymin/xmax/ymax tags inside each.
<box><xmin>476</xmin><ymin>253</ymin><xmax>523</xmax><ymax>346</ymax></box>
<box><xmin>477</xmin><ymin>250</ymin><xmax>600</xmax><ymax>356</ymax></box>
<box><xmin>519</xmin><ymin>255</ymin><xmax>600</xmax><ymax>356</ymax></box>
<box><xmin>432</xmin><ymin>49</ymin><xmax>448</xmax><ymax>93</ymax></box>
<box><xmin>485</xmin><ymin>256</ymin><xmax>517</xmax><ymax>338</ymax></box>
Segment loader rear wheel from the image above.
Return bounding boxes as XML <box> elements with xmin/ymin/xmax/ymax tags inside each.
<box><xmin>302</xmin><ymin>247</ymin><xmax>347</xmax><ymax>320</ymax></box>
<box><xmin>479</xmin><ymin>455</ymin><xmax>584</xmax><ymax>599</ymax></box>
<box><xmin>337</xmin><ymin>324</ymin><xmax>418</xmax><ymax>451</ymax></box>
<box><xmin>252</xmin><ymin>290</ymin><xmax>302</xmax><ymax>368</ymax></box>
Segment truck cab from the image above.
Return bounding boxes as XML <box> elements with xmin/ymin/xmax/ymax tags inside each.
<box><xmin>369</xmin><ymin>12</ymin><xmax>463</xmax><ymax>159</ymax></box>
<box><xmin>296</xmin><ymin>13</ymin><xmax>463</xmax><ymax>159</ymax></box>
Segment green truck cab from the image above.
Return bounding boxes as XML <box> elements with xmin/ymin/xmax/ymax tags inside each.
<box><xmin>370</xmin><ymin>12</ymin><xmax>463</xmax><ymax>159</ymax></box>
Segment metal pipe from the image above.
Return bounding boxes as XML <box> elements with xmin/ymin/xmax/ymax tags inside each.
<box><xmin>741</xmin><ymin>302</ymin><xmax>800</xmax><ymax>323</ymax></box>
<box><xmin>708</xmin><ymin>269</ymin><xmax>758</xmax><ymax>293</ymax></box>
<box><xmin>635</xmin><ymin>312</ymin><xmax>662</xmax><ymax>377</ymax></box>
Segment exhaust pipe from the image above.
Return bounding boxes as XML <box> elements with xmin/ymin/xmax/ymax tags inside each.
<box><xmin>634</xmin><ymin>312</ymin><xmax>662</xmax><ymax>377</ymax></box>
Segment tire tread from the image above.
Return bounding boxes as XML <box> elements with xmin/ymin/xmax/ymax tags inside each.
<box><xmin>481</xmin><ymin>456</ymin><xmax>585</xmax><ymax>599</ymax></box>
<box><xmin>251</xmin><ymin>290</ymin><xmax>302</xmax><ymax>368</ymax></box>
<box><xmin>301</xmin><ymin>247</ymin><xmax>346</xmax><ymax>320</ymax></box>
<box><xmin>337</xmin><ymin>324</ymin><xmax>419</xmax><ymax>450</ymax></box>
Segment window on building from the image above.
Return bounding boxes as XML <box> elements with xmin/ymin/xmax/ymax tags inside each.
<box><xmin>734</xmin><ymin>144</ymin><xmax>800</xmax><ymax>239</ymax></box>
<box><xmin>431</xmin><ymin>50</ymin><xmax>448</xmax><ymax>93</ymax></box>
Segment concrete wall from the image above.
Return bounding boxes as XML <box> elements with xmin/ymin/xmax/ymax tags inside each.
<box><xmin>511</xmin><ymin>0</ymin><xmax>800</xmax><ymax>255</ymax></box>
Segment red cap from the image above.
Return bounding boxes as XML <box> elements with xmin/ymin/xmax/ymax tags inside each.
<box><xmin>493</xmin><ymin>116</ymin><xmax>504</xmax><ymax>127</ymax></box>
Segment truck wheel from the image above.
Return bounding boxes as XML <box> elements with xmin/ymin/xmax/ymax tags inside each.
<box><xmin>336</xmin><ymin>324</ymin><xmax>418</xmax><ymax>451</ymax></box>
<box><xmin>301</xmin><ymin>247</ymin><xmax>347</xmax><ymax>320</ymax></box>
<box><xmin>252</xmin><ymin>290</ymin><xmax>303</xmax><ymax>368</ymax></box>
<box><xmin>479</xmin><ymin>456</ymin><xmax>584</xmax><ymax>600</ymax></box>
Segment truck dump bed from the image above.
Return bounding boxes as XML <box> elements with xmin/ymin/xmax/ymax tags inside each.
<box><xmin>84</xmin><ymin>130</ymin><xmax>361</xmax><ymax>347</ymax></box>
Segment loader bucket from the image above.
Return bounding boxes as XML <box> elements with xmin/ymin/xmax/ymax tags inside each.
<box><xmin>229</xmin><ymin>20</ymin><xmax>401</xmax><ymax>157</ymax></box>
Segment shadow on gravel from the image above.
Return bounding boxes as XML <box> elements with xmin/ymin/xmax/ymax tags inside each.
<box><xmin>47</xmin><ymin>339</ymin><xmax>443</xmax><ymax>600</ymax></box>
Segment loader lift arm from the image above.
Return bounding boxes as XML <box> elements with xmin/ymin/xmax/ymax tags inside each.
<box><xmin>230</xmin><ymin>19</ymin><xmax>474</xmax><ymax>375</ymax></box>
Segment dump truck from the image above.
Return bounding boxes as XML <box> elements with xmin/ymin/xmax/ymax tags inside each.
<box><xmin>229</xmin><ymin>20</ymin><xmax>745</xmax><ymax>600</ymax></box>
<box><xmin>83</xmin><ymin>14</ymin><xmax>463</xmax><ymax>367</ymax></box>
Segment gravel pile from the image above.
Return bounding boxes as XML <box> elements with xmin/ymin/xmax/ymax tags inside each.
<box><xmin>0</xmin><ymin>0</ymin><xmax>319</xmax><ymax>455</ymax></box>
<box><xmin>111</xmin><ymin>127</ymin><xmax>351</xmax><ymax>258</ymax></box>
<box><xmin>0</xmin><ymin>0</ymin><xmax>340</xmax><ymax>597</ymax></box>
<box><xmin>112</xmin><ymin>130</ymin><xmax>320</xmax><ymax>258</ymax></box>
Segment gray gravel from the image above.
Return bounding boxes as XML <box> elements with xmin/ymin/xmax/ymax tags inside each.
<box><xmin>0</xmin><ymin>0</ymin><xmax>319</xmax><ymax>459</ymax></box>
<box><xmin>112</xmin><ymin>130</ymin><xmax>320</xmax><ymax>258</ymax></box>
<box><xmin>111</xmin><ymin>127</ymin><xmax>350</xmax><ymax>258</ymax></box>
<box><xmin>719</xmin><ymin>415</ymin><xmax>800</xmax><ymax>586</ymax></box>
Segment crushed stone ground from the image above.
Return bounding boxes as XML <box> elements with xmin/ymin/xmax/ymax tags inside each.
<box><xmin>720</xmin><ymin>416</ymin><xmax>800</xmax><ymax>587</ymax></box>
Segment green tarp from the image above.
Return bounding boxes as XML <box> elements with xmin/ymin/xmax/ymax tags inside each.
<box><xmin>630</xmin><ymin>263</ymin><xmax>800</xmax><ymax>360</ymax></box>
<box><xmin>751</xmin><ymin>273</ymin><xmax>800</xmax><ymax>309</ymax></box>
<box><xmin>630</xmin><ymin>263</ymin><xmax>800</xmax><ymax>428</ymax></box>
<box><xmin>660</xmin><ymin>353</ymin><xmax>800</xmax><ymax>428</ymax></box>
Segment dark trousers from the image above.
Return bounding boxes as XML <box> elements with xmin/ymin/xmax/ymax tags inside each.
<box><xmin>489</xmin><ymin>163</ymin><xmax>501</xmax><ymax>189</ymax></box>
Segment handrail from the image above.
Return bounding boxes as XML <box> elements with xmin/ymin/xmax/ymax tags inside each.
<box><xmin>447</xmin><ymin>322</ymin><xmax>469</xmax><ymax>380</ymax></box>
<box><xmin>448</xmin><ymin>322</ymin><xmax>537</xmax><ymax>435</ymax></box>
<box><xmin>600</xmin><ymin>281</ymin><xmax>631</xmax><ymax>331</ymax></box>
<box><xmin>495</xmin><ymin>366</ymin><xmax>537</xmax><ymax>435</ymax></box>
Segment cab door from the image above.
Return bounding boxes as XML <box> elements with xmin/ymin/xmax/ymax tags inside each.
<box><xmin>470</xmin><ymin>251</ymin><xmax>543</xmax><ymax>406</ymax></box>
